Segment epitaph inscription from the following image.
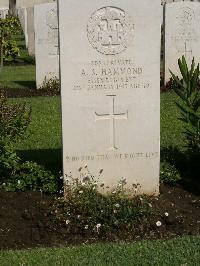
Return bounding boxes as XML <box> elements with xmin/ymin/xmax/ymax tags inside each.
<box><xmin>87</xmin><ymin>6</ymin><xmax>134</xmax><ymax>55</ymax></box>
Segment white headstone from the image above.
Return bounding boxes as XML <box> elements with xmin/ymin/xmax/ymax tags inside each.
<box><xmin>0</xmin><ymin>8</ymin><xmax>9</xmax><ymax>19</ymax></box>
<box><xmin>59</xmin><ymin>0</ymin><xmax>161</xmax><ymax>195</ymax></box>
<box><xmin>0</xmin><ymin>1</ymin><xmax>8</xmax><ymax>8</ymax></box>
<box><xmin>17</xmin><ymin>7</ymin><xmax>28</xmax><ymax>47</ymax></box>
<box><xmin>165</xmin><ymin>2</ymin><xmax>200</xmax><ymax>82</ymax></box>
<box><xmin>27</xmin><ymin>7</ymin><xmax>35</xmax><ymax>55</ymax></box>
<box><xmin>34</xmin><ymin>3</ymin><xmax>59</xmax><ymax>88</ymax></box>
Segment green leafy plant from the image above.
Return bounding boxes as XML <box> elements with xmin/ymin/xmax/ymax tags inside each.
<box><xmin>54</xmin><ymin>175</ymin><xmax>152</xmax><ymax>237</ymax></box>
<box><xmin>39</xmin><ymin>76</ymin><xmax>60</xmax><ymax>94</ymax></box>
<box><xmin>0</xmin><ymin>97</ymin><xmax>59</xmax><ymax>194</ymax></box>
<box><xmin>0</xmin><ymin>161</ymin><xmax>58</xmax><ymax>193</ymax></box>
<box><xmin>170</xmin><ymin>56</ymin><xmax>200</xmax><ymax>156</ymax></box>
<box><xmin>0</xmin><ymin>15</ymin><xmax>20</xmax><ymax>68</ymax></box>
<box><xmin>160</xmin><ymin>161</ymin><xmax>181</xmax><ymax>185</ymax></box>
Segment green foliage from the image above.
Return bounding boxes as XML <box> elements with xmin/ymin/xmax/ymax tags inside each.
<box><xmin>39</xmin><ymin>77</ymin><xmax>60</xmax><ymax>94</ymax></box>
<box><xmin>0</xmin><ymin>97</ymin><xmax>58</xmax><ymax>194</ymax></box>
<box><xmin>170</xmin><ymin>56</ymin><xmax>200</xmax><ymax>156</ymax></box>
<box><xmin>0</xmin><ymin>16</ymin><xmax>21</xmax><ymax>66</ymax></box>
<box><xmin>160</xmin><ymin>161</ymin><xmax>181</xmax><ymax>185</ymax></box>
<box><xmin>3</xmin><ymin>39</ymin><xmax>20</xmax><ymax>61</ymax></box>
<box><xmin>55</xmin><ymin>176</ymin><xmax>151</xmax><ymax>236</ymax></box>
<box><xmin>0</xmin><ymin>97</ymin><xmax>31</xmax><ymax>141</ymax></box>
<box><xmin>0</xmin><ymin>160</ymin><xmax>59</xmax><ymax>194</ymax></box>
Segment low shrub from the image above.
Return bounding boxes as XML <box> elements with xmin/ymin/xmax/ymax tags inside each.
<box><xmin>0</xmin><ymin>97</ymin><xmax>59</xmax><ymax>194</ymax></box>
<box><xmin>39</xmin><ymin>77</ymin><xmax>60</xmax><ymax>95</ymax></box>
<box><xmin>0</xmin><ymin>160</ymin><xmax>58</xmax><ymax>194</ymax></box>
<box><xmin>160</xmin><ymin>161</ymin><xmax>181</xmax><ymax>185</ymax></box>
<box><xmin>170</xmin><ymin>56</ymin><xmax>200</xmax><ymax>157</ymax></box>
<box><xmin>54</xmin><ymin>176</ymin><xmax>152</xmax><ymax>237</ymax></box>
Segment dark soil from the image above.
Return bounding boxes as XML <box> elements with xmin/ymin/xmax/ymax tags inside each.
<box><xmin>0</xmin><ymin>184</ymin><xmax>199</xmax><ymax>250</ymax></box>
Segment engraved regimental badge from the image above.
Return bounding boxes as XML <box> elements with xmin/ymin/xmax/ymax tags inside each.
<box><xmin>87</xmin><ymin>6</ymin><xmax>134</xmax><ymax>55</ymax></box>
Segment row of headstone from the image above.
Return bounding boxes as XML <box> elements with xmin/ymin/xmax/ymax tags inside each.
<box><xmin>11</xmin><ymin>0</ymin><xmax>200</xmax><ymax>194</ymax></box>
<box><xmin>16</xmin><ymin>3</ymin><xmax>59</xmax><ymax>87</ymax></box>
<box><xmin>31</xmin><ymin>1</ymin><xmax>200</xmax><ymax>89</ymax></box>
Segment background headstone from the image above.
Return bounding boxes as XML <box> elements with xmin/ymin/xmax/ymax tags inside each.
<box><xmin>17</xmin><ymin>7</ymin><xmax>28</xmax><ymax>47</ymax></box>
<box><xmin>0</xmin><ymin>8</ymin><xmax>9</xmax><ymax>19</ymax></box>
<box><xmin>59</xmin><ymin>0</ymin><xmax>160</xmax><ymax>195</ymax></box>
<box><xmin>165</xmin><ymin>2</ymin><xmax>200</xmax><ymax>82</ymax></box>
<box><xmin>34</xmin><ymin>3</ymin><xmax>59</xmax><ymax>88</ymax></box>
<box><xmin>27</xmin><ymin>7</ymin><xmax>35</xmax><ymax>55</ymax></box>
<box><xmin>17</xmin><ymin>0</ymin><xmax>56</xmax><ymax>8</ymax></box>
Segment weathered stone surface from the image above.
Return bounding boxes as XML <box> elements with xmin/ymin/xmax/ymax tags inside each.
<box><xmin>165</xmin><ymin>2</ymin><xmax>200</xmax><ymax>82</ymax></box>
<box><xmin>17</xmin><ymin>7</ymin><xmax>28</xmax><ymax>47</ymax></box>
<box><xmin>59</xmin><ymin>0</ymin><xmax>160</xmax><ymax>195</ymax></box>
<box><xmin>0</xmin><ymin>8</ymin><xmax>8</xmax><ymax>19</ymax></box>
<box><xmin>27</xmin><ymin>7</ymin><xmax>35</xmax><ymax>55</ymax></box>
<box><xmin>34</xmin><ymin>3</ymin><xmax>59</xmax><ymax>88</ymax></box>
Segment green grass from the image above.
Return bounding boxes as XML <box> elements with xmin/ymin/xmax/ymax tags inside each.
<box><xmin>0</xmin><ymin>31</ymin><xmax>36</xmax><ymax>89</ymax></box>
<box><xmin>0</xmin><ymin>65</ymin><xmax>36</xmax><ymax>88</ymax></box>
<box><xmin>0</xmin><ymin>236</ymin><xmax>199</xmax><ymax>265</ymax></box>
<box><xmin>10</xmin><ymin>97</ymin><xmax>62</xmax><ymax>173</ymax></box>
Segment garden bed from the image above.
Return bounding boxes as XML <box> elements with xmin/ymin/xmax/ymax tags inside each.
<box><xmin>0</xmin><ymin>183</ymin><xmax>199</xmax><ymax>250</ymax></box>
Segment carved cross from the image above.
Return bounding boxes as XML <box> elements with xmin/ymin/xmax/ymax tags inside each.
<box><xmin>95</xmin><ymin>95</ymin><xmax>128</xmax><ymax>151</ymax></box>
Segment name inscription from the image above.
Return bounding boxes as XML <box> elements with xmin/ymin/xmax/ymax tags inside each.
<box><xmin>73</xmin><ymin>59</ymin><xmax>150</xmax><ymax>92</ymax></box>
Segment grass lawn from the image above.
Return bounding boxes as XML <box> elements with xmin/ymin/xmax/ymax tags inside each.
<box><xmin>0</xmin><ymin>32</ymin><xmax>36</xmax><ymax>89</ymax></box>
<box><xmin>0</xmin><ymin>236</ymin><xmax>199</xmax><ymax>265</ymax></box>
<box><xmin>0</xmin><ymin>65</ymin><xmax>36</xmax><ymax>89</ymax></box>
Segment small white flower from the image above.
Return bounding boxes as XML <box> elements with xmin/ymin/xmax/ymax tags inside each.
<box><xmin>17</xmin><ymin>180</ymin><xmax>21</xmax><ymax>185</ymax></box>
<box><xmin>77</xmin><ymin>215</ymin><xmax>81</xmax><ymax>219</ymax></box>
<box><xmin>156</xmin><ymin>221</ymin><xmax>162</xmax><ymax>227</ymax></box>
<box><xmin>55</xmin><ymin>210</ymin><xmax>58</xmax><ymax>214</ymax></box>
<box><xmin>2</xmin><ymin>183</ymin><xmax>5</xmax><ymax>186</ymax></box>
<box><xmin>113</xmin><ymin>210</ymin><xmax>117</xmax><ymax>214</ymax></box>
<box><xmin>79</xmin><ymin>190</ymin><xmax>83</xmax><ymax>194</ymax></box>
<box><xmin>112</xmin><ymin>190</ymin><xmax>116</xmax><ymax>194</ymax></box>
<box><xmin>139</xmin><ymin>197</ymin><xmax>143</xmax><ymax>201</ymax></box>
<box><xmin>66</xmin><ymin>220</ymin><xmax>70</xmax><ymax>225</ymax></box>
<box><xmin>165</xmin><ymin>212</ymin><xmax>169</xmax><ymax>217</ymax></box>
<box><xmin>96</xmin><ymin>223</ymin><xmax>101</xmax><ymax>229</ymax></box>
<box><xmin>115</xmin><ymin>203</ymin><xmax>120</xmax><ymax>208</ymax></box>
<box><xmin>84</xmin><ymin>225</ymin><xmax>89</xmax><ymax>230</ymax></box>
<box><xmin>60</xmin><ymin>176</ymin><xmax>63</xmax><ymax>180</ymax></box>
<box><xmin>148</xmin><ymin>203</ymin><xmax>153</xmax><ymax>208</ymax></box>
<box><xmin>101</xmin><ymin>210</ymin><xmax>104</xmax><ymax>213</ymax></box>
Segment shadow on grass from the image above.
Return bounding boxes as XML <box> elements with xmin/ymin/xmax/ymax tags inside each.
<box><xmin>13</xmin><ymin>80</ymin><xmax>36</xmax><ymax>88</ymax></box>
<box><xmin>17</xmin><ymin>148</ymin><xmax>62</xmax><ymax>175</ymax></box>
<box><xmin>161</xmin><ymin>146</ymin><xmax>200</xmax><ymax>195</ymax></box>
